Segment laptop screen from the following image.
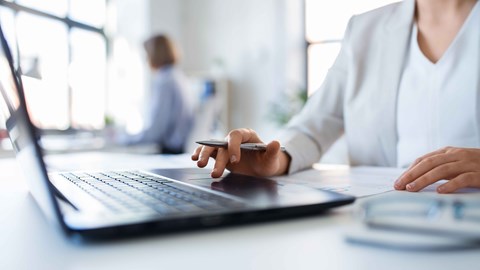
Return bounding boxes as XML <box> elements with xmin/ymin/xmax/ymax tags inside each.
<box><xmin>0</xmin><ymin>23</ymin><xmax>63</xmax><ymax>225</ymax></box>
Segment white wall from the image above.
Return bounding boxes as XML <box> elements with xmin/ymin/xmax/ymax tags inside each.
<box><xmin>149</xmin><ymin>0</ymin><xmax>183</xmax><ymax>53</ymax></box>
<box><xmin>182</xmin><ymin>0</ymin><xmax>277</xmax><ymax>138</ymax></box>
<box><xmin>108</xmin><ymin>0</ymin><xmax>150</xmax><ymax>131</ymax></box>
<box><xmin>180</xmin><ymin>0</ymin><xmax>305</xmax><ymax>140</ymax></box>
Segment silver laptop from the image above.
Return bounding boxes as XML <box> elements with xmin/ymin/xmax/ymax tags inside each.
<box><xmin>0</xmin><ymin>23</ymin><xmax>354</xmax><ymax>239</ymax></box>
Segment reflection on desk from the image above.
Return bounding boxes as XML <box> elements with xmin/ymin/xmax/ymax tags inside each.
<box><xmin>39</xmin><ymin>132</ymin><xmax>161</xmax><ymax>155</ymax></box>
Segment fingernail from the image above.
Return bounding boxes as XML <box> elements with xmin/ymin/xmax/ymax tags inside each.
<box><xmin>437</xmin><ymin>186</ymin><xmax>445</xmax><ymax>193</ymax></box>
<box><xmin>406</xmin><ymin>183</ymin><xmax>415</xmax><ymax>190</ymax></box>
<box><xmin>230</xmin><ymin>155</ymin><xmax>237</xmax><ymax>163</ymax></box>
<box><xmin>394</xmin><ymin>179</ymin><xmax>402</xmax><ymax>188</ymax></box>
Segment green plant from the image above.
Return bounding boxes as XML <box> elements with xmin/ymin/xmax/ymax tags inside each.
<box><xmin>268</xmin><ymin>86</ymin><xmax>308</xmax><ymax>127</ymax></box>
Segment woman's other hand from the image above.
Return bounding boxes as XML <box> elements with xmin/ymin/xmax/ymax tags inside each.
<box><xmin>395</xmin><ymin>147</ymin><xmax>480</xmax><ymax>193</ymax></box>
<box><xmin>191</xmin><ymin>128</ymin><xmax>290</xmax><ymax>178</ymax></box>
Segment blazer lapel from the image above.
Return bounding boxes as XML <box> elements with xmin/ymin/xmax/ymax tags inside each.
<box><xmin>377</xmin><ymin>0</ymin><xmax>415</xmax><ymax>166</ymax></box>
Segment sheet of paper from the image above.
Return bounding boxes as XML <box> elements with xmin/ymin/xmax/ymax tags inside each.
<box><xmin>273</xmin><ymin>164</ymin><xmax>404</xmax><ymax>198</ymax></box>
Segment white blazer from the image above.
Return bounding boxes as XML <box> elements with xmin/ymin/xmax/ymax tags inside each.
<box><xmin>279</xmin><ymin>0</ymin><xmax>480</xmax><ymax>173</ymax></box>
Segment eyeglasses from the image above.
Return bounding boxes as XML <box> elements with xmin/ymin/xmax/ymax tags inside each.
<box><xmin>356</xmin><ymin>195</ymin><xmax>480</xmax><ymax>240</ymax></box>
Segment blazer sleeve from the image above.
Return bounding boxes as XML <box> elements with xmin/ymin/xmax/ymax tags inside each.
<box><xmin>278</xmin><ymin>17</ymin><xmax>355</xmax><ymax>174</ymax></box>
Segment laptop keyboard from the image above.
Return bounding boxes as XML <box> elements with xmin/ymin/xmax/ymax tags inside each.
<box><xmin>60</xmin><ymin>171</ymin><xmax>245</xmax><ymax>215</ymax></box>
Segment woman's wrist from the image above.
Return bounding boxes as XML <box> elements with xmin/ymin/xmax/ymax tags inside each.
<box><xmin>276</xmin><ymin>151</ymin><xmax>292</xmax><ymax>176</ymax></box>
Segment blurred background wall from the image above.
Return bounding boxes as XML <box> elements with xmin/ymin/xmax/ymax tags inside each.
<box><xmin>111</xmin><ymin>0</ymin><xmax>305</xmax><ymax>142</ymax></box>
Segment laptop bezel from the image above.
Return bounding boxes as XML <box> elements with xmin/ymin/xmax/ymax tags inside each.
<box><xmin>0</xmin><ymin>23</ymin><xmax>71</xmax><ymax>234</ymax></box>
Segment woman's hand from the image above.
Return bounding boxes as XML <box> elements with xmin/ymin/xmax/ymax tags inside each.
<box><xmin>191</xmin><ymin>128</ymin><xmax>291</xmax><ymax>178</ymax></box>
<box><xmin>394</xmin><ymin>147</ymin><xmax>480</xmax><ymax>193</ymax></box>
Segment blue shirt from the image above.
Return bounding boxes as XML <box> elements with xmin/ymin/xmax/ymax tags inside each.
<box><xmin>124</xmin><ymin>65</ymin><xmax>194</xmax><ymax>153</ymax></box>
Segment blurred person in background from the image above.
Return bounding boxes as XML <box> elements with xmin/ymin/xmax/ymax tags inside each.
<box><xmin>120</xmin><ymin>34</ymin><xmax>194</xmax><ymax>154</ymax></box>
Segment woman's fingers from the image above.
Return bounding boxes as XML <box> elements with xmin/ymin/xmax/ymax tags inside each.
<box><xmin>437</xmin><ymin>172</ymin><xmax>480</xmax><ymax>193</ymax></box>
<box><xmin>191</xmin><ymin>146</ymin><xmax>202</xmax><ymax>161</ymax></box>
<box><xmin>212</xmin><ymin>148</ymin><xmax>230</xmax><ymax>178</ymax></box>
<box><xmin>411</xmin><ymin>147</ymin><xmax>452</xmax><ymax>166</ymax></box>
<box><xmin>396</xmin><ymin>147</ymin><xmax>451</xmax><ymax>180</ymax></box>
<box><xmin>265</xmin><ymin>140</ymin><xmax>281</xmax><ymax>158</ymax></box>
<box><xmin>227</xmin><ymin>128</ymin><xmax>261</xmax><ymax>164</ymax></box>
<box><xmin>395</xmin><ymin>152</ymin><xmax>458</xmax><ymax>190</ymax></box>
<box><xmin>226</xmin><ymin>130</ymin><xmax>243</xmax><ymax>164</ymax></box>
<box><xmin>261</xmin><ymin>140</ymin><xmax>281</xmax><ymax>169</ymax></box>
<box><xmin>254</xmin><ymin>140</ymin><xmax>282</xmax><ymax>176</ymax></box>
<box><xmin>192</xmin><ymin>129</ymin><xmax>264</xmax><ymax>177</ymax></box>
<box><xmin>195</xmin><ymin>146</ymin><xmax>217</xmax><ymax>168</ymax></box>
<box><xmin>396</xmin><ymin>147</ymin><xmax>480</xmax><ymax>193</ymax></box>
<box><xmin>192</xmin><ymin>129</ymin><xmax>286</xmax><ymax>178</ymax></box>
<box><xmin>401</xmin><ymin>161</ymin><xmax>460</xmax><ymax>192</ymax></box>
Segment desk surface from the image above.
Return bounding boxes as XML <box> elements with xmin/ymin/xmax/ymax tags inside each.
<box><xmin>0</xmin><ymin>152</ymin><xmax>478</xmax><ymax>270</ymax></box>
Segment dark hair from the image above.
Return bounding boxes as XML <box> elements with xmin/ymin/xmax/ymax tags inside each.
<box><xmin>143</xmin><ymin>35</ymin><xmax>178</xmax><ymax>68</ymax></box>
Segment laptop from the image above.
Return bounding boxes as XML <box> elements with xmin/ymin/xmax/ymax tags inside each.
<box><xmin>0</xmin><ymin>24</ymin><xmax>355</xmax><ymax>239</ymax></box>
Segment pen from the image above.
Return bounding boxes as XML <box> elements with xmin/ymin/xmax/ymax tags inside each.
<box><xmin>196</xmin><ymin>140</ymin><xmax>286</xmax><ymax>152</ymax></box>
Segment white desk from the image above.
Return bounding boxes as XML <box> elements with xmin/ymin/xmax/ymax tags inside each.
<box><xmin>0</xmin><ymin>152</ymin><xmax>478</xmax><ymax>270</ymax></box>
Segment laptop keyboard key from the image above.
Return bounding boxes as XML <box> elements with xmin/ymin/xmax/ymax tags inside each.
<box><xmin>61</xmin><ymin>171</ymin><xmax>244</xmax><ymax>215</ymax></box>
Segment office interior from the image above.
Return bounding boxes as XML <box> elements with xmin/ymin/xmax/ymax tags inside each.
<box><xmin>2</xmin><ymin>2</ymin><xmax>480</xmax><ymax>269</ymax></box>
<box><xmin>0</xmin><ymin>0</ymin><xmax>395</xmax><ymax>158</ymax></box>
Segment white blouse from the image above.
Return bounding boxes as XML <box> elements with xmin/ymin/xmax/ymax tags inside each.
<box><xmin>396</xmin><ymin>1</ymin><xmax>480</xmax><ymax>168</ymax></box>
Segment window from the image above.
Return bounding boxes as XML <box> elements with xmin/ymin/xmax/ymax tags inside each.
<box><xmin>0</xmin><ymin>0</ymin><xmax>107</xmax><ymax>131</ymax></box>
<box><xmin>305</xmin><ymin>0</ymin><xmax>397</xmax><ymax>94</ymax></box>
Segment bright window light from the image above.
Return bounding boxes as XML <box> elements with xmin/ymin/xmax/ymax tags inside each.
<box><xmin>70</xmin><ymin>29</ymin><xmax>107</xmax><ymax>129</ymax></box>
<box><xmin>17</xmin><ymin>13</ymin><xmax>70</xmax><ymax>129</ymax></box>
<box><xmin>307</xmin><ymin>43</ymin><xmax>341</xmax><ymax>94</ymax></box>
<box><xmin>1</xmin><ymin>0</ymin><xmax>107</xmax><ymax>131</ymax></box>
<box><xmin>306</xmin><ymin>0</ymin><xmax>398</xmax><ymax>94</ymax></box>
<box><xmin>16</xmin><ymin>0</ymin><xmax>68</xmax><ymax>17</ymax></box>
<box><xmin>70</xmin><ymin>0</ymin><xmax>106</xmax><ymax>28</ymax></box>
